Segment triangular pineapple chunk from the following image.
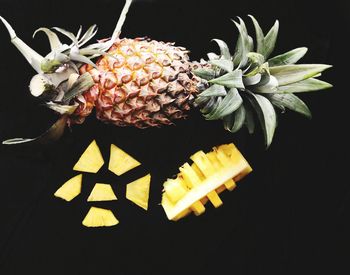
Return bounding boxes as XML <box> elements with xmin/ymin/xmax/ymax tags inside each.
<box><xmin>87</xmin><ymin>183</ymin><xmax>117</xmax><ymax>202</ymax></box>
<box><xmin>82</xmin><ymin>207</ymin><xmax>119</xmax><ymax>227</ymax></box>
<box><xmin>108</xmin><ymin>144</ymin><xmax>140</xmax><ymax>176</ymax></box>
<box><xmin>126</xmin><ymin>174</ymin><xmax>151</xmax><ymax>210</ymax></box>
<box><xmin>73</xmin><ymin>140</ymin><xmax>104</xmax><ymax>173</ymax></box>
<box><xmin>54</xmin><ymin>174</ymin><xmax>82</xmax><ymax>202</ymax></box>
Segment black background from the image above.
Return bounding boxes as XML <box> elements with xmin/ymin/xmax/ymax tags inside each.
<box><xmin>0</xmin><ymin>0</ymin><xmax>348</xmax><ymax>274</ymax></box>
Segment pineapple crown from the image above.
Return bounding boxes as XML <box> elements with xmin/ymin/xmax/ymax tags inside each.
<box><xmin>194</xmin><ymin>16</ymin><xmax>332</xmax><ymax>147</ymax></box>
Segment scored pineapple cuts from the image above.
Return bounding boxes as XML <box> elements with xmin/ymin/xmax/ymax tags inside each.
<box><xmin>108</xmin><ymin>144</ymin><xmax>141</xmax><ymax>176</ymax></box>
<box><xmin>73</xmin><ymin>140</ymin><xmax>104</xmax><ymax>173</ymax></box>
<box><xmin>126</xmin><ymin>174</ymin><xmax>151</xmax><ymax>210</ymax></box>
<box><xmin>82</xmin><ymin>207</ymin><xmax>119</xmax><ymax>227</ymax></box>
<box><xmin>54</xmin><ymin>174</ymin><xmax>83</xmax><ymax>202</ymax></box>
<box><xmin>87</xmin><ymin>183</ymin><xmax>117</xmax><ymax>202</ymax></box>
<box><xmin>161</xmin><ymin>143</ymin><xmax>252</xmax><ymax>221</ymax></box>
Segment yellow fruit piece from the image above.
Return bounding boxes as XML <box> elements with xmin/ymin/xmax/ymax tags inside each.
<box><xmin>73</xmin><ymin>140</ymin><xmax>104</xmax><ymax>173</ymax></box>
<box><xmin>82</xmin><ymin>207</ymin><xmax>119</xmax><ymax>227</ymax></box>
<box><xmin>126</xmin><ymin>174</ymin><xmax>151</xmax><ymax>210</ymax></box>
<box><xmin>54</xmin><ymin>174</ymin><xmax>82</xmax><ymax>202</ymax></box>
<box><xmin>87</xmin><ymin>183</ymin><xmax>117</xmax><ymax>202</ymax></box>
<box><xmin>108</xmin><ymin>144</ymin><xmax>141</xmax><ymax>176</ymax></box>
<box><xmin>163</xmin><ymin>178</ymin><xmax>187</xmax><ymax>204</ymax></box>
<box><xmin>161</xmin><ymin>143</ymin><xmax>252</xmax><ymax>221</ymax></box>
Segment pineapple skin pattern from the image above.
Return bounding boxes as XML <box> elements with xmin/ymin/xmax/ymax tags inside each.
<box><xmin>73</xmin><ymin>38</ymin><xmax>200</xmax><ymax>128</ymax></box>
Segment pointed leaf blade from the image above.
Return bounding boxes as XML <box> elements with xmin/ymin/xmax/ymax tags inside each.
<box><xmin>223</xmin><ymin>104</ymin><xmax>246</xmax><ymax>133</ymax></box>
<box><xmin>209</xmin><ymin>59</ymin><xmax>233</xmax><ymax>72</ymax></box>
<box><xmin>246</xmin><ymin>91</ymin><xmax>277</xmax><ymax>147</ymax></box>
<box><xmin>270</xmin><ymin>64</ymin><xmax>332</xmax><ymax>85</ymax></box>
<box><xmin>261</xmin><ymin>20</ymin><xmax>279</xmax><ymax>59</ymax></box>
<box><xmin>209</xmin><ymin>70</ymin><xmax>244</xmax><ymax>89</ymax></box>
<box><xmin>212</xmin><ymin>39</ymin><xmax>231</xmax><ymax>60</ymax></box>
<box><xmin>276</xmin><ymin>78</ymin><xmax>333</xmax><ymax>93</ymax></box>
<box><xmin>268</xmin><ymin>47</ymin><xmax>308</xmax><ymax>66</ymax></box>
<box><xmin>248</xmin><ymin>15</ymin><xmax>265</xmax><ymax>54</ymax></box>
<box><xmin>197</xmin><ymin>84</ymin><xmax>227</xmax><ymax>97</ymax></box>
<box><xmin>33</xmin><ymin>27</ymin><xmax>63</xmax><ymax>50</ymax></box>
<box><xmin>192</xmin><ymin>68</ymin><xmax>216</xmax><ymax>80</ymax></box>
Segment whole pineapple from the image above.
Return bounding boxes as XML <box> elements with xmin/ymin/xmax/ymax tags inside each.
<box><xmin>0</xmin><ymin>0</ymin><xmax>332</xmax><ymax>147</ymax></box>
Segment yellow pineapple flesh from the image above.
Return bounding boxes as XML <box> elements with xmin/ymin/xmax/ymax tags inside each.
<box><xmin>161</xmin><ymin>143</ymin><xmax>252</xmax><ymax>221</ymax></box>
<box><xmin>82</xmin><ymin>207</ymin><xmax>119</xmax><ymax>227</ymax></box>
<box><xmin>108</xmin><ymin>144</ymin><xmax>140</xmax><ymax>176</ymax></box>
<box><xmin>73</xmin><ymin>140</ymin><xmax>104</xmax><ymax>173</ymax></box>
<box><xmin>126</xmin><ymin>174</ymin><xmax>151</xmax><ymax>210</ymax></box>
<box><xmin>54</xmin><ymin>174</ymin><xmax>82</xmax><ymax>202</ymax></box>
<box><xmin>87</xmin><ymin>183</ymin><xmax>117</xmax><ymax>202</ymax></box>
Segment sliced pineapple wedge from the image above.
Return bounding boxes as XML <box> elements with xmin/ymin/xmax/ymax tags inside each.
<box><xmin>126</xmin><ymin>174</ymin><xmax>151</xmax><ymax>210</ymax></box>
<box><xmin>73</xmin><ymin>140</ymin><xmax>104</xmax><ymax>173</ymax></box>
<box><xmin>161</xmin><ymin>143</ymin><xmax>252</xmax><ymax>221</ymax></box>
<box><xmin>108</xmin><ymin>144</ymin><xmax>141</xmax><ymax>176</ymax></box>
<box><xmin>54</xmin><ymin>174</ymin><xmax>82</xmax><ymax>202</ymax></box>
<box><xmin>82</xmin><ymin>207</ymin><xmax>119</xmax><ymax>227</ymax></box>
<box><xmin>87</xmin><ymin>183</ymin><xmax>117</xmax><ymax>202</ymax></box>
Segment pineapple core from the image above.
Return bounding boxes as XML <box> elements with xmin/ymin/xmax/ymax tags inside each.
<box><xmin>54</xmin><ymin>174</ymin><xmax>82</xmax><ymax>202</ymax></box>
<box><xmin>73</xmin><ymin>140</ymin><xmax>104</xmax><ymax>173</ymax></box>
<box><xmin>161</xmin><ymin>143</ymin><xmax>252</xmax><ymax>221</ymax></box>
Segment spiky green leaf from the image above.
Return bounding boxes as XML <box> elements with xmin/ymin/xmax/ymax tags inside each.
<box><xmin>197</xmin><ymin>84</ymin><xmax>227</xmax><ymax>98</ymax></box>
<box><xmin>33</xmin><ymin>27</ymin><xmax>63</xmax><ymax>50</ymax></box>
<box><xmin>244</xmin><ymin>103</ymin><xmax>255</xmax><ymax>134</ymax></box>
<box><xmin>248</xmin><ymin>15</ymin><xmax>264</xmax><ymax>55</ymax></box>
<box><xmin>204</xmin><ymin>88</ymin><xmax>243</xmax><ymax>120</ymax></box>
<box><xmin>253</xmin><ymin>75</ymin><xmax>279</xmax><ymax>93</ymax></box>
<box><xmin>270</xmin><ymin>64</ymin><xmax>332</xmax><ymax>86</ymax></box>
<box><xmin>276</xmin><ymin>78</ymin><xmax>332</xmax><ymax>93</ymax></box>
<box><xmin>266</xmin><ymin>93</ymin><xmax>312</xmax><ymax>119</ymax></box>
<box><xmin>212</xmin><ymin>39</ymin><xmax>231</xmax><ymax>60</ymax></box>
<box><xmin>223</xmin><ymin>104</ymin><xmax>246</xmax><ymax>133</ymax></box>
<box><xmin>52</xmin><ymin>27</ymin><xmax>78</xmax><ymax>45</ymax></box>
<box><xmin>246</xmin><ymin>91</ymin><xmax>277</xmax><ymax>147</ymax></box>
<box><xmin>268</xmin><ymin>47</ymin><xmax>308</xmax><ymax>66</ymax></box>
<box><xmin>62</xmin><ymin>72</ymin><xmax>95</xmax><ymax>103</ymax></box>
<box><xmin>192</xmin><ymin>68</ymin><xmax>216</xmax><ymax>80</ymax></box>
<box><xmin>232</xmin><ymin>18</ymin><xmax>252</xmax><ymax>68</ymax></box>
<box><xmin>209</xmin><ymin>70</ymin><xmax>244</xmax><ymax>89</ymax></box>
<box><xmin>209</xmin><ymin>59</ymin><xmax>234</xmax><ymax>72</ymax></box>
<box><xmin>262</xmin><ymin>20</ymin><xmax>279</xmax><ymax>59</ymax></box>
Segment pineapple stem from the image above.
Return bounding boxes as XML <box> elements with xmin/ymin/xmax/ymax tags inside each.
<box><xmin>111</xmin><ymin>0</ymin><xmax>133</xmax><ymax>41</ymax></box>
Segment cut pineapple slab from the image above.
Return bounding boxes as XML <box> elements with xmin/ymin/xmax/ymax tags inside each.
<box><xmin>73</xmin><ymin>140</ymin><xmax>104</xmax><ymax>173</ymax></box>
<box><xmin>108</xmin><ymin>144</ymin><xmax>141</xmax><ymax>176</ymax></box>
<box><xmin>87</xmin><ymin>183</ymin><xmax>117</xmax><ymax>202</ymax></box>
<box><xmin>82</xmin><ymin>207</ymin><xmax>119</xmax><ymax>227</ymax></box>
<box><xmin>126</xmin><ymin>174</ymin><xmax>151</xmax><ymax>210</ymax></box>
<box><xmin>161</xmin><ymin>143</ymin><xmax>252</xmax><ymax>221</ymax></box>
<box><xmin>54</xmin><ymin>174</ymin><xmax>82</xmax><ymax>202</ymax></box>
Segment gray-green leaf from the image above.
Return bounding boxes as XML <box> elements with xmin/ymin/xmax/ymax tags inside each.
<box><xmin>246</xmin><ymin>91</ymin><xmax>277</xmax><ymax>147</ymax></box>
<box><xmin>197</xmin><ymin>84</ymin><xmax>227</xmax><ymax>97</ymax></box>
<box><xmin>209</xmin><ymin>70</ymin><xmax>244</xmax><ymax>89</ymax></box>
<box><xmin>204</xmin><ymin>88</ymin><xmax>243</xmax><ymax>120</ymax></box>
<box><xmin>270</xmin><ymin>64</ymin><xmax>332</xmax><ymax>85</ymax></box>
<box><xmin>212</xmin><ymin>39</ymin><xmax>231</xmax><ymax>60</ymax></box>
<box><xmin>223</xmin><ymin>104</ymin><xmax>246</xmax><ymax>133</ymax></box>
<box><xmin>268</xmin><ymin>47</ymin><xmax>308</xmax><ymax>66</ymax></box>
<box><xmin>244</xmin><ymin>103</ymin><xmax>255</xmax><ymax>134</ymax></box>
<box><xmin>276</xmin><ymin>78</ymin><xmax>332</xmax><ymax>93</ymax></box>
<box><xmin>62</xmin><ymin>72</ymin><xmax>95</xmax><ymax>103</ymax></box>
<box><xmin>209</xmin><ymin>59</ymin><xmax>234</xmax><ymax>72</ymax></box>
<box><xmin>266</xmin><ymin>93</ymin><xmax>312</xmax><ymax>119</ymax></box>
<box><xmin>192</xmin><ymin>68</ymin><xmax>216</xmax><ymax>80</ymax></box>
<box><xmin>33</xmin><ymin>27</ymin><xmax>63</xmax><ymax>51</ymax></box>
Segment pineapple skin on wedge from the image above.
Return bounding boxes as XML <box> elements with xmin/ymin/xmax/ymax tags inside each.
<box><xmin>73</xmin><ymin>140</ymin><xmax>104</xmax><ymax>173</ymax></box>
<box><xmin>126</xmin><ymin>174</ymin><xmax>151</xmax><ymax>210</ymax></box>
<box><xmin>161</xmin><ymin>143</ymin><xmax>252</xmax><ymax>221</ymax></box>
<box><xmin>82</xmin><ymin>207</ymin><xmax>119</xmax><ymax>227</ymax></box>
<box><xmin>54</xmin><ymin>174</ymin><xmax>82</xmax><ymax>202</ymax></box>
<box><xmin>87</xmin><ymin>183</ymin><xmax>117</xmax><ymax>202</ymax></box>
<box><xmin>108</xmin><ymin>144</ymin><xmax>141</xmax><ymax>176</ymax></box>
